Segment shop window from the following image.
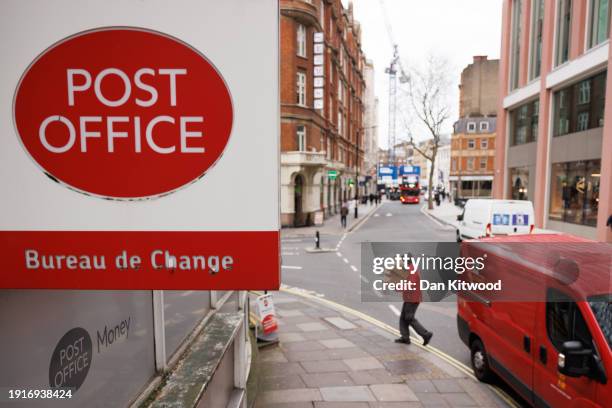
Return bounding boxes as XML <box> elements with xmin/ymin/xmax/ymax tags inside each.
<box><xmin>549</xmin><ymin>159</ymin><xmax>600</xmax><ymax>226</ymax></box>
<box><xmin>553</xmin><ymin>71</ymin><xmax>607</xmax><ymax>136</ymax></box>
<box><xmin>510</xmin><ymin>167</ymin><xmax>529</xmax><ymax>200</ymax></box>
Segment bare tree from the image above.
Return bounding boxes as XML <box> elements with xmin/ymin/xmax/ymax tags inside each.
<box><xmin>401</xmin><ymin>56</ymin><xmax>451</xmax><ymax>210</ymax></box>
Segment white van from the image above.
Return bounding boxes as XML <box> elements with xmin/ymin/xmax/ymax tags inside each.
<box><xmin>456</xmin><ymin>199</ymin><xmax>535</xmax><ymax>242</ymax></box>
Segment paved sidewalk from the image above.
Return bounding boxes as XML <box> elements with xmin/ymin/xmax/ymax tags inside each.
<box><xmin>425</xmin><ymin>202</ymin><xmax>462</xmax><ymax>228</ymax></box>
<box><xmin>282</xmin><ymin>201</ymin><xmax>382</xmax><ymax>238</ymax></box>
<box><xmin>253</xmin><ymin>290</ymin><xmax>510</xmax><ymax>407</ymax></box>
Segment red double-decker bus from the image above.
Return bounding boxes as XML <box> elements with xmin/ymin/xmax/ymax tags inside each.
<box><xmin>399</xmin><ymin>178</ymin><xmax>420</xmax><ymax>204</ymax></box>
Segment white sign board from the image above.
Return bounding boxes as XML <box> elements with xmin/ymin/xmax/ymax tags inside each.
<box><xmin>0</xmin><ymin>0</ymin><xmax>280</xmax><ymax>290</ymax></box>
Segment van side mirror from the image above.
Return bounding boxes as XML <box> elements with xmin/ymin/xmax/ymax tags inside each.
<box><xmin>558</xmin><ymin>341</ymin><xmax>592</xmax><ymax>378</ymax></box>
<box><xmin>457</xmin><ymin>214</ymin><xmax>464</xmax><ymax>222</ymax></box>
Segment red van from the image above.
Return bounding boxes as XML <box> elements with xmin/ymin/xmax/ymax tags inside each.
<box><xmin>457</xmin><ymin>234</ymin><xmax>612</xmax><ymax>407</ymax></box>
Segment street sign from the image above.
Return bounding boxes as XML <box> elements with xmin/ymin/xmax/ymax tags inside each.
<box><xmin>0</xmin><ymin>0</ymin><xmax>280</xmax><ymax>290</ymax></box>
<box><xmin>328</xmin><ymin>170</ymin><xmax>338</xmax><ymax>180</ymax></box>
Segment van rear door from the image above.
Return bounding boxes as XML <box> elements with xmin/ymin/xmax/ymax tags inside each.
<box><xmin>532</xmin><ymin>289</ymin><xmax>598</xmax><ymax>407</ymax></box>
<box><xmin>490</xmin><ymin>201</ymin><xmax>534</xmax><ymax>236</ymax></box>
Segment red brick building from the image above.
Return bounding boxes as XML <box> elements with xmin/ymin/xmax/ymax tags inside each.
<box><xmin>280</xmin><ymin>0</ymin><xmax>367</xmax><ymax>227</ymax></box>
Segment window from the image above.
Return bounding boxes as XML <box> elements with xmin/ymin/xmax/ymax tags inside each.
<box><xmin>589</xmin><ymin>0</ymin><xmax>611</xmax><ymax>48</ymax></box>
<box><xmin>480</xmin><ymin>157</ymin><xmax>488</xmax><ymax>170</ymax></box>
<box><xmin>467</xmin><ymin>122</ymin><xmax>476</xmax><ymax>133</ymax></box>
<box><xmin>510</xmin><ymin>0</ymin><xmax>523</xmax><ymax>89</ymax></box>
<box><xmin>547</xmin><ymin>289</ymin><xmax>593</xmax><ymax>352</ymax></box>
<box><xmin>480</xmin><ymin>138</ymin><xmax>489</xmax><ymax>149</ymax></box>
<box><xmin>510</xmin><ymin>100</ymin><xmax>539</xmax><ymax>145</ymax></box>
<box><xmin>451</xmin><ymin>158</ymin><xmax>457</xmax><ymax>171</ymax></box>
<box><xmin>337</xmin><ymin>111</ymin><xmax>343</xmax><ymax>135</ymax></box>
<box><xmin>510</xmin><ymin>167</ymin><xmax>529</xmax><ymax>200</ymax></box>
<box><xmin>326</xmin><ymin>136</ymin><xmax>331</xmax><ymax>159</ymax></box>
<box><xmin>297</xmin><ymin>24</ymin><xmax>307</xmax><ymax>57</ymax></box>
<box><xmin>297</xmin><ymin>71</ymin><xmax>306</xmax><ymax>106</ymax></box>
<box><xmin>320</xmin><ymin>4</ymin><xmax>325</xmax><ymax>31</ymax></box>
<box><xmin>296</xmin><ymin>125</ymin><xmax>306</xmax><ymax>151</ymax></box>
<box><xmin>555</xmin><ymin>0</ymin><xmax>572</xmax><ymax>66</ymax></box>
<box><xmin>468</xmin><ymin>139</ymin><xmax>476</xmax><ymax>149</ymax></box>
<box><xmin>549</xmin><ymin>159</ymin><xmax>601</xmax><ymax>226</ymax></box>
<box><xmin>479</xmin><ymin>122</ymin><xmax>489</xmax><ymax>132</ymax></box>
<box><xmin>467</xmin><ymin>157</ymin><xmax>475</xmax><ymax>170</ymax></box>
<box><xmin>338</xmin><ymin>80</ymin><xmax>343</xmax><ymax>104</ymax></box>
<box><xmin>530</xmin><ymin>0</ymin><xmax>545</xmax><ymax>79</ymax></box>
<box><xmin>553</xmin><ymin>71</ymin><xmax>607</xmax><ymax>136</ymax></box>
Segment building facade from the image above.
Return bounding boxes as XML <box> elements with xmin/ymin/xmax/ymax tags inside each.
<box><xmin>363</xmin><ymin>59</ymin><xmax>379</xmax><ymax>195</ymax></box>
<box><xmin>497</xmin><ymin>0</ymin><xmax>612</xmax><ymax>242</ymax></box>
<box><xmin>451</xmin><ymin>56</ymin><xmax>499</xmax><ymax>200</ymax></box>
<box><xmin>280</xmin><ymin>0</ymin><xmax>367</xmax><ymax>227</ymax></box>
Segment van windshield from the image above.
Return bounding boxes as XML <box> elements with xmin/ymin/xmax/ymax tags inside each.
<box><xmin>588</xmin><ymin>295</ymin><xmax>612</xmax><ymax>350</ymax></box>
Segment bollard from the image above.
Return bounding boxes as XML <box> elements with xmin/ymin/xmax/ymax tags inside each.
<box><xmin>315</xmin><ymin>231</ymin><xmax>320</xmax><ymax>250</ymax></box>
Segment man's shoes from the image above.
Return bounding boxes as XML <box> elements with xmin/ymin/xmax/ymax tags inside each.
<box><xmin>394</xmin><ymin>337</ymin><xmax>411</xmax><ymax>344</ymax></box>
<box><xmin>422</xmin><ymin>332</ymin><xmax>433</xmax><ymax>346</ymax></box>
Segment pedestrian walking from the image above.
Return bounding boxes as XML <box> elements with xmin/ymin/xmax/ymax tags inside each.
<box><xmin>340</xmin><ymin>201</ymin><xmax>348</xmax><ymax>228</ymax></box>
<box><xmin>392</xmin><ymin>264</ymin><xmax>433</xmax><ymax>346</ymax></box>
<box><xmin>369</xmin><ymin>193</ymin><xmax>374</xmax><ymax>205</ymax></box>
<box><xmin>434</xmin><ymin>190</ymin><xmax>441</xmax><ymax>207</ymax></box>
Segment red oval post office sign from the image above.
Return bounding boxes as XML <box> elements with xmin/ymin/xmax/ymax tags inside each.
<box><xmin>14</xmin><ymin>27</ymin><xmax>233</xmax><ymax>199</ymax></box>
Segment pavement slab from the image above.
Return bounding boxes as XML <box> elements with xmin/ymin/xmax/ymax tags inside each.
<box><xmin>324</xmin><ymin>316</ymin><xmax>359</xmax><ymax>330</ymax></box>
<box><xmin>369</xmin><ymin>383</ymin><xmax>419</xmax><ymax>402</ymax></box>
<box><xmin>343</xmin><ymin>356</ymin><xmax>385</xmax><ymax>371</ymax></box>
<box><xmin>301</xmin><ymin>360</ymin><xmax>352</xmax><ymax>373</ymax></box>
<box><xmin>301</xmin><ymin>372</ymin><xmax>355</xmax><ymax>388</ymax></box>
<box><xmin>252</xmin><ymin>291</ymin><xmax>512</xmax><ymax>408</ymax></box>
<box><xmin>320</xmin><ymin>386</ymin><xmax>376</xmax><ymax>402</ymax></box>
<box><xmin>320</xmin><ymin>338</ymin><xmax>357</xmax><ymax>349</ymax></box>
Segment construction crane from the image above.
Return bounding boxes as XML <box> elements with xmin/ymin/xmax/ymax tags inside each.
<box><xmin>379</xmin><ymin>0</ymin><xmax>409</xmax><ymax>165</ymax></box>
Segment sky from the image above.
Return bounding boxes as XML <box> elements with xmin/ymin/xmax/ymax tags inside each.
<box><xmin>346</xmin><ymin>0</ymin><xmax>503</xmax><ymax>148</ymax></box>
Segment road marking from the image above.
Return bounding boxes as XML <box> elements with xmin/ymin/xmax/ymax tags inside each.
<box><xmin>343</xmin><ymin>258</ymin><xmax>349</xmax><ymax>264</ymax></box>
<box><xmin>282</xmin><ymin>246</ymin><xmax>299</xmax><ymax>250</ymax></box>
<box><xmin>350</xmin><ymin>265</ymin><xmax>358</xmax><ymax>272</ymax></box>
<box><xmin>374</xmin><ymin>214</ymin><xmax>380</xmax><ymax>217</ymax></box>
<box><xmin>281</xmin><ymin>239</ymin><xmax>303</xmax><ymax>243</ymax></box>
<box><xmin>388</xmin><ymin>304</ymin><xmax>401</xmax><ymax>316</ymax></box>
<box><xmin>336</xmin><ymin>252</ymin><xmax>342</xmax><ymax>257</ymax></box>
<box><xmin>180</xmin><ymin>290</ymin><xmax>195</xmax><ymax>297</ymax></box>
<box><xmin>282</xmin><ymin>252</ymin><xmax>298</xmax><ymax>256</ymax></box>
<box><xmin>269</xmin><ymin>286</ymin><xmax>520</xmax><ymax>408</ymax></box>
<box><xmin>385</xmin><ymin>213</ymin><xmax>392</xmax><ymax>217</ymax></box>
<box><xmin>281</xmin><ymin>265</ymin><xmax>303</xmax><ymax>270</ymax></box>
<box><xmin>360</xmin><ymin>275</ymin><xmax>369</xmax><ymax>283</ymax></box>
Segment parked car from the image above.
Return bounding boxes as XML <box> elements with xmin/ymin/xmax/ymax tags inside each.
<box><xmin>456</xmin><ymin>199</ymin><xmax>534</xmax><ymax>242</ymax></box>
<box><xmin>457</xmin><ymin>234</ymin><xmax>612</xmax><ymax>408</ymax></box>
